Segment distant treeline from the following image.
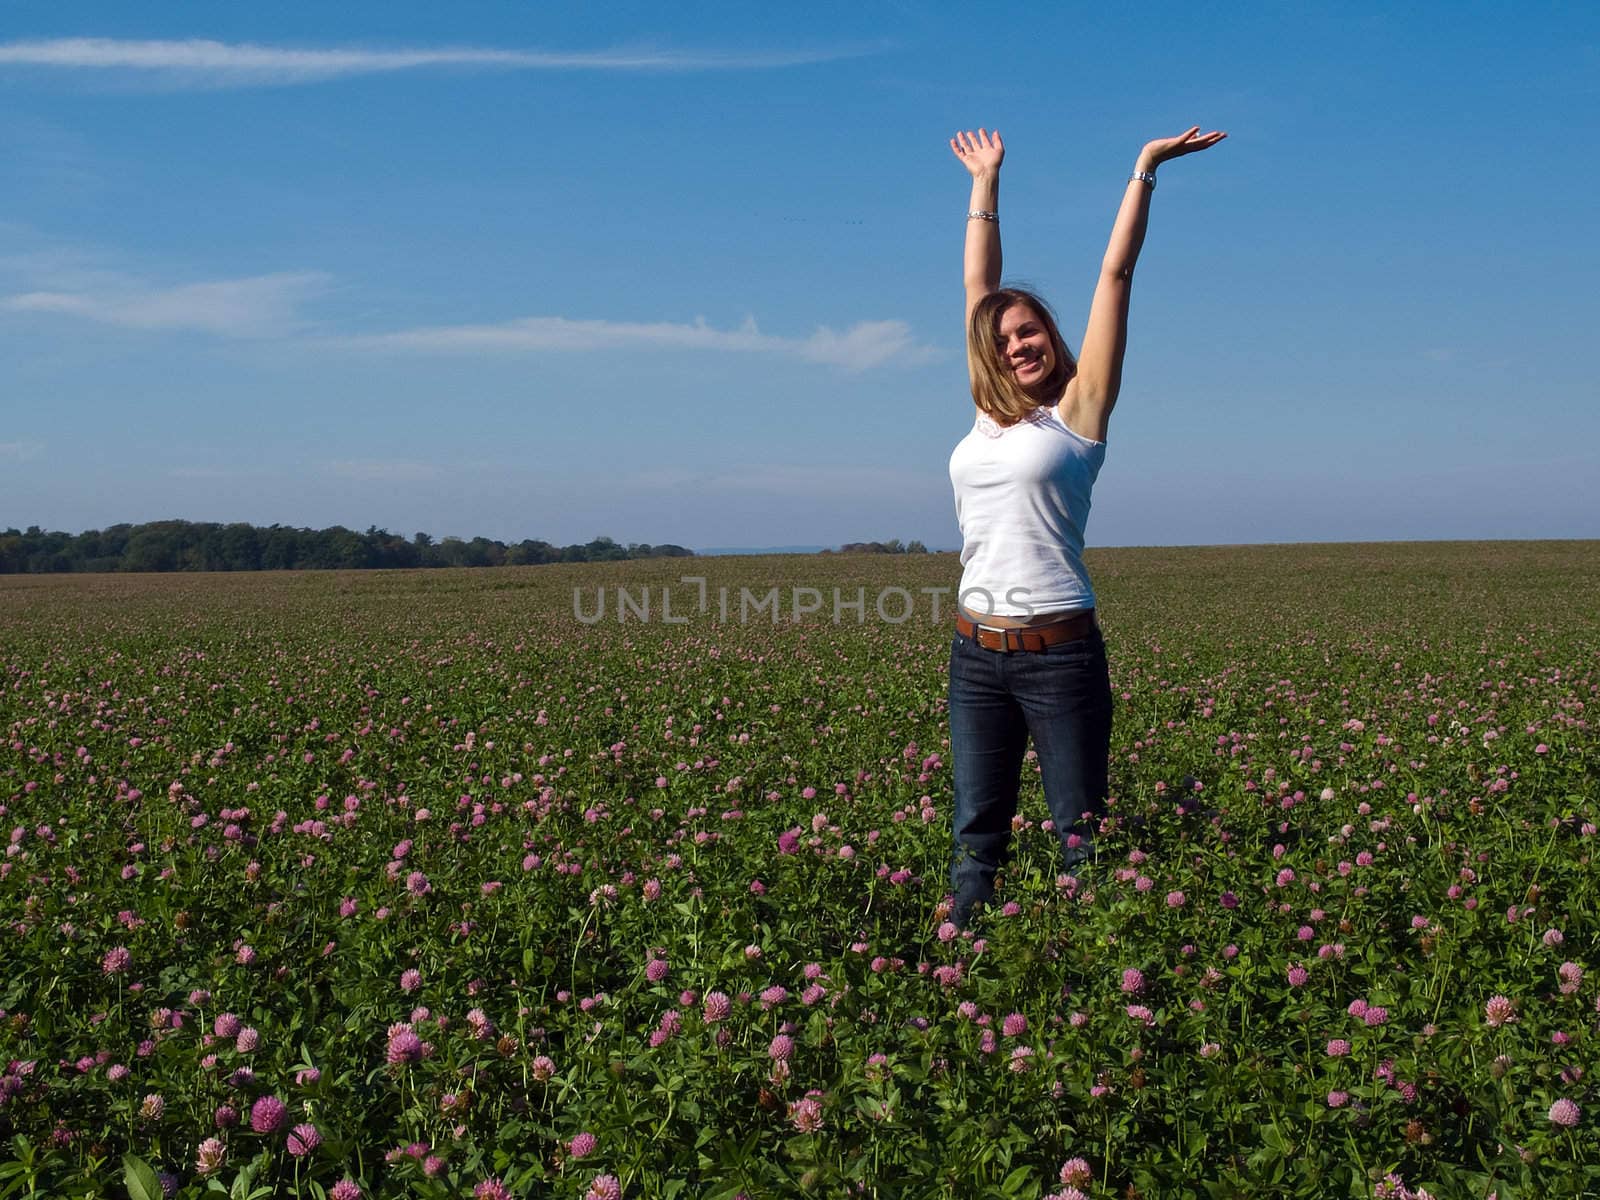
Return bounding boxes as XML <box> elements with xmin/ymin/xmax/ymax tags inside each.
<box><xmin>0</xmin><ymin>522</ymin><xmax>693</xmax><ymax>574</ymax></box>
<box><xmin>821</xmin><ymin>540</ymin><xmax>930</xmax><ymax>555</ymax></box>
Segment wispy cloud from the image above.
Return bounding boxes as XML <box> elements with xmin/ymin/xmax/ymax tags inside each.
<box><xmin>3</xmin><ymin>271</ymin><xmax>329</xmax><ymax>337</ymax></box>
<box><xmin>0</xmin><ymin>441</ymin><xmax>45</xmax><ymax>461</ymax></box>
<box><xmin>325</xmin><ymin>460</ymin><xmax>443</xmax><ymax>483</ymax></box>
<box><xmin>0</xmin><ymin>244</ymin><xmax>934</xmax><ymax>368</ymax></box>
<box><xmin>340</xmin><ymin>315</ymin><xmax>937</xmax><ymax>371</ymax></box>
<box><xmin>0</xmin><ymin>38</ymin><xmax>872</xmax><ymax>88</ymax></box>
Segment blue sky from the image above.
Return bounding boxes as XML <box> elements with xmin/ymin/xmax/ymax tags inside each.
<box><xmin>2</xmin><ymin>1</ymin><xmax>1596</xmax><ymax>550</ymax></box>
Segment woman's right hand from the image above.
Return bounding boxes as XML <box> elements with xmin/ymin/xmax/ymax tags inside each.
<box><xmin>951</xmin><ymin>128</ymin><xmax>1004</xmax><ymax>178</ymax></box>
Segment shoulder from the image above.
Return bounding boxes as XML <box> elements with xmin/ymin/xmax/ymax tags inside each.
<box><xmin>971</xmin><ymin>407</ymin><xmax>1003</xmax><ymax>438</ymax></box>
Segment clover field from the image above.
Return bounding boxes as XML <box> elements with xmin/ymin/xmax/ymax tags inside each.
<box><xmin>2</xmin><ymin>542</ymin><xmax>1597</xmax><ymax>1200</ymax></box>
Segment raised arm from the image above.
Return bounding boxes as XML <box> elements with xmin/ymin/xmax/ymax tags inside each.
<box><xmin>1062</xmin><ymin>126</ymin><xmax>1226</xmax><ymax>442</ymax></box>
<box><xmin>951</xmin><ymin>129</ymin><xmax>1004</xmax><ymax>328</ymax></box>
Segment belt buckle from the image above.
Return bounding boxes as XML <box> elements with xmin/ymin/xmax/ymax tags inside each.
<box><xmin>978</xmin><ymin>623</ymin><xmax>1013</xmax><ymax>653</ymax></box>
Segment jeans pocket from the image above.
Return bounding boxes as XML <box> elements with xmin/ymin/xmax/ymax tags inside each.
<box><xmin>949</xmin><ymin>632</ymin><xmax>971</xmax><ymax>675</ymax></box>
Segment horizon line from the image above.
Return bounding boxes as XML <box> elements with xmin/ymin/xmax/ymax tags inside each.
<box><xmin>3</xmin><ymin>519</ymin><xmax>1596</xmax><ymax>559</ymax></box>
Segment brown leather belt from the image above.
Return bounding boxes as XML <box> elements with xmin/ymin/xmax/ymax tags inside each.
<box><xmin>955</xmin><ymin>609</ymin><xmax>1098</xmax><ymax>653</ymax></box>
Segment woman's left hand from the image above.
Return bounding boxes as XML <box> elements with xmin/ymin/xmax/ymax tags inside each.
<box><xmin>1138</xmin><ymin>126</ymin><xmax>1227</xmax><ymax>171</ymax></box>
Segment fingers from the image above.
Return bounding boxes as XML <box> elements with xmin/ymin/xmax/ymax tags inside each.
<box><xmin>1151</xmin><ymin>127</ymin><xmax>1227</xmax><ymax>160</ymax></box>
<box><xmin>951</xmin><ymin>129</ymin><xmax>1001</xmax><ymax>151</ymax></box>
<box><xmin>951</xmin><ymin>128</ymin><xmax>1004</xmax><ymax>171</ymax></box>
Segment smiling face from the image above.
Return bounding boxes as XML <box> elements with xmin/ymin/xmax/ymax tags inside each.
<box><xmin>966</xmin><ymin>287</ymin><xmax>1076</xmax><ymax>424</ymax></box>
<box><xmin>996</xmin><ymin>302</ymin><xmax>1055</xmax><ymax>396</ymax></box>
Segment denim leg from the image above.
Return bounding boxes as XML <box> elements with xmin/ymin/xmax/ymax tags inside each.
<box><xmin>948</xmin><ymin>633</ymin><xmax>1029</xmax><ymax>926</ymax></box>
<box><xmin>1009</xmin><ymin>630</ymin><xmax>1113</xmax><ymax>875</ymax></box>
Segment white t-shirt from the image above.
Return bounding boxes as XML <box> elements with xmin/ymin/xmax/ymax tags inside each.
<box><xmin>948</xmin><ymin>403</ymin><xmax>1105</xmax><ymax>618</ymax></box>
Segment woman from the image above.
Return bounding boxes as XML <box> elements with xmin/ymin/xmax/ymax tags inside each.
<box><xmin>945</xmin><ymin>124</ymin><xmax>1225</xmax><ymax>927</ymax></box>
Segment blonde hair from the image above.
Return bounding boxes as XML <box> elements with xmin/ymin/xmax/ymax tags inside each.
<box><xmin>967</xmin><ymin>288</ymin><xmax>1077</xmax><ymax>425</ymax></box>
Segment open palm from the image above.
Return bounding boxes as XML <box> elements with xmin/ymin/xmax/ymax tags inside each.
<box><xmin>1141</xmin><ymin>126</ymin><xmax>1227</xmax><ymax>167</ymax></box>
<box><xmin>950</xmin><ymin>128</ymin><xmax>1004</xmax><ymax>178</ymax></box>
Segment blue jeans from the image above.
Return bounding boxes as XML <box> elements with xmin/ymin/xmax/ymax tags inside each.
<box><xmin>947</xmin><ymin>622</ymin><xmax>1113</xmax><ymax>927</ymax></box>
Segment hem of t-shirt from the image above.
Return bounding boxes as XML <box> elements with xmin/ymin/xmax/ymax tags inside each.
<box><xmin>957</xmin><ymin>593</ymin><xmax>1099</xmax><ymax>619</ymax></box>
<box><xmin>1049</xmin><ymin>406</ymin><xmax>1106</xmax><ymax>447</ymax></box>
<box><xmin>965</xmin><ymin>601</ymin><xmax>1099</xmax><ymax>619</ymax></box>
